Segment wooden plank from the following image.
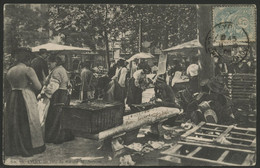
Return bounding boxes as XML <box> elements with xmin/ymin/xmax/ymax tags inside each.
<box><xmin>186</xmin><ymin>136</ymin><xmax>214</xmax><ymax>142</ymax></box>
<box><xmin>167</xmin><ymin>153</ymin><xmax>241</xmax><ymax>166</ymax></box>
<box><xmin>205</xmin><ymin>123</ymin><xmax>229</xmax><ymax>128</ymax></box>
<box><xmin>181</xmin><ymin>122</ymin><xmax>205</xmax><ymax>138</ymax></box>
<box><xmin>225</xmin><ymin>137</ymin><xmax>253</xmax><ymax>144</ymax></box>
<box><xmin>194</xmin><ymin>132</ymin><xmax>218</xmax><ymax>138</ymax></box>
<box><xmin>230</xmin><ymin>132</ymin><xmax>255</xmax><ymax>137</ymax></box>
<box><xmin>217</xmin><ymin>150</ymin><xmax>230</xmax><ymax>162</ymax></box>
<box><xmin>201</xmin><ymin>127</ymin><xmax>224</xmax><ymax>132</ymax></box>
<box><xmin>233</xmin><ymin>126</ymin><xmax>256</xmax><ymax>132</ymax></box>
<box><xmin>178</xmin><ymin>141</ymin><xmax>255</xmax><ymax>154</ymax></box>
<box><xmin>242</xmin><ymin>154</ymin><xmax>255</xmax><ymax>166</ymax></box>
<box><xmin>215</xmin><ymin>125</ymin><xmax>234</xmax><ymax>142</ymax></box>
<box><xmin>187</xmin><ymin>147</ymin><xmax>202</xmax><ymax>157</ymax></box>
<box><xmin>161</xmin><ymin>144</ymin><xmax>183</xmax><ymax>155</ymax></box>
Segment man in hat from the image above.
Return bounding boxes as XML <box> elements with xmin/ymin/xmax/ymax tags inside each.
<box><xmin>112</xmin><ymin>59</ymin><xmax>128</xmax><ymax>107</ymax></box>
<box><xmin>31</xmin><ymin>48</ymin><xmax>49</xmax><ymax>93</ymax></box>
<box><xmin>205</xmin><ymin>76</ymin><xmax>234</xmax><ymax>124</ymax></box>
<box><xmin>154</xmin><ymin>75</ymin><xmax>179</xmax><ymax>107</ymax></box>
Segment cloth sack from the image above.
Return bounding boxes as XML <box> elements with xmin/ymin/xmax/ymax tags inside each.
<box><xmin>38</xmin><ymin>98</ymin><xmax>50</xmax><ymax>127</ymax></box>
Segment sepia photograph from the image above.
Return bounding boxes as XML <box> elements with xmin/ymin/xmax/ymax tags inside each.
<box><xmin>2</xmin><ymin>3</ymin><xmax>257</xmax><ymax>166</ymax></box>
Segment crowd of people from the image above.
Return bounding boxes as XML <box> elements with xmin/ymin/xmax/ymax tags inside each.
<box><xmin>3</xmin><ymin>46</ymin><xmax>256</xmax><ymax>158</ymax></box>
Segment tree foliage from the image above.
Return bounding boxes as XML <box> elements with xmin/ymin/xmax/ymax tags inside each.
<box><xmin>48</xmin><ymin>4</ymin><xmax>197</xmax><ymax>54</ymax></box>
<box><xmin>4</xmin><ymin>4</ymin><xmax>49</xmax><ymax>54</ymax></box>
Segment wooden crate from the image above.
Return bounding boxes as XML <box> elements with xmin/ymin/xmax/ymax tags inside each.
<box><xmin>160</xmin><ymin>141</ymin><xmax>256</xmax><ymax>166</ymax></box>
<box><xmin>61</xmin><ymin>100</ymin><xmax>123</xmax><ymax>134</ymax></box>
<box><xmin>180</xmin><ymin>122</ymin><xmax>256</xmax><ymax>150</ymax></box>
<box><xmin>224</xmin><ymin>73</ymin><xmax>256</xmax><ymax>103</ymax></box>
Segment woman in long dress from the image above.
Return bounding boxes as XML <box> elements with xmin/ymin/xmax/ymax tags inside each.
<box><xmin>126</xmin><ymin>69</ymin><xmax>147</xmax><ymax>108</ymax></box>
<box><xmin>39</xmin><ymin>55</ymin><xmax>74</xmax><ymax>144</ymax></box>
<box><xmin>4</xmin><ymin>48</ymin><xmax>45</xmax><ymax>157</ymax></box>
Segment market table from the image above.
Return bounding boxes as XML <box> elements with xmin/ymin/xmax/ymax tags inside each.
<box><xmin>62</xmin><ymin>103</ymin><xmax>181</xmax><ymax>155</ymax></box>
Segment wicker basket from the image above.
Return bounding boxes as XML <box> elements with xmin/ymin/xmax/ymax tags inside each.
<box><xmin>61</xmin><ymin>100</ymin><xmax>124</xmax><ymax>134</ymax></box>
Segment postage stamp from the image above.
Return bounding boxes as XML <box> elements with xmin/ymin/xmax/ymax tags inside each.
<box><xmin>205</xmin><ymin>22</ymin><xmax>250</xmax><ymax>64</ymax></box>
<box><xmin>212</xmin><ymin>6</ymin><xmax>256</xmax><ymax>42</ymax></box>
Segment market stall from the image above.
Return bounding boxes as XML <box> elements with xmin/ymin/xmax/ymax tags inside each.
<box><xmin>31</xmin><ymin>43</ymin><xmax>108</xmax><ymax>98</ymax></box>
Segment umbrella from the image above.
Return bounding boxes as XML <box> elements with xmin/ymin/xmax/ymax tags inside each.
<box><xmin>163</xmin><ymin>39</ymin><xmax>203</xmax><ymax>52</ymax></box>
<box><xmin>127</xmin><ymin>52</ymin><xmax>155</xmax><ymax>62</ymax></box>
<box><xmin>31</xmin><ymin>43</ymin><xmax>91</xmax><ymax>52</ymax></box>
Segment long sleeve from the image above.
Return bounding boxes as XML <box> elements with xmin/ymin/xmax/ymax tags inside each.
<box><xmin>118</xmin><ymin>67</ymin><xmax>128</xmax><ymax>87</ymax></box>
<box><xmin>42</xmin><ymin>69</ymin><xmax>61</xmax><ymax>98</ymax></box>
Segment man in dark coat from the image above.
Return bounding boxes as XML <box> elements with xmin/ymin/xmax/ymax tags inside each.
<box><xmin>31</xmin><ymin>49</ymin><xmax>49</xmax><ymax>89</ymax></box>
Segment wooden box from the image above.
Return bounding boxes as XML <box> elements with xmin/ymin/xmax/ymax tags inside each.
<box><xmin>61</xmin><ymin>100</ymin><xmax>123</xmax><ymax>134</ymax></box>
<box><xmin>160</xmin><ymin>141</ymin><xmax>256</xmax><ymax>166</ymax></box>
<box><xmin>181</xmin><ymin>122</ymin><xmax>256</xmax><ymax>150</ymax></box>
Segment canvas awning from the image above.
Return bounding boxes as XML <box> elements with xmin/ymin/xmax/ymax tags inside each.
<box><xmin>163</xmin><ymin>39</ymin><xmax>203</xmax><ymax>52</ymax></box>
<box><xmin>31</xmin><ymin>43</ymin><xmax>91</xmax><ymax>52</ymax></box>
<box><xmin>127</xmin><ymin>52</ymin><xmax>155</xmax><ymax>62</ymax></box>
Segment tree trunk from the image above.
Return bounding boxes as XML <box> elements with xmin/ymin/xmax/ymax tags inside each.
<box><xmin>197</xmin><ymin>5</ymin><xmax>215</xmax><ymax>83</ymax></box>
<box><xmin>104</xmin><ymin>30</ymin><xmax>110</xmax><ymax>70</ymax></box>
<box><xmin>104</xmin><ymin>5</ymin><xmax>110</xmax><ymax>70</ymax></box>
<box><xmin>138</xmin><ymin>15</ymin><xmax>142</xmax><ymax>53</ymax></box>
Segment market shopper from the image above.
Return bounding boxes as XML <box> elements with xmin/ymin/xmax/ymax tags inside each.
<box><xmin>39</xmin><ymin>55</ymin><xmax>74</xmax><ymax>144</ymax></box>
<box><xmin>80</xmin><ymin>61</ymin><xmax>94</xmax><ymax>101</ymax></box>
<box><xmin>126</xmin><ymin>68</ymin><xmax>148</xmax><ymax>109</ymax></box>
<box><xmin>112</xmin><ymin>59</ymin><xmax>128</xmax><ymax>106</ymax></box>
<box><xmin>4</xmin><ymin>48</ymin><xmax>45</xmax><ymax>157</ymax></box>
<box><xmin>31</xmin><ymin>48</ymin><xmax>49</xmax><ymax>88</ymax></box>
<box><xmin>130</xmin><ymin>59</ymin><xmax>138</xmax><ymax>77</ymax></box>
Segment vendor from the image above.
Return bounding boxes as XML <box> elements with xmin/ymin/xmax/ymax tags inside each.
<box><xmin>154</xmin><ymin>76</ymin><xmax>180</xmax><ymax>108</ymax></box>
<box><xmin>126</xmin><ymin>67</ymin><xmax>148</xmax><ymax>109</ymax></box>
<box><xmin>188</xmin><ymin>76</ymin><xmax>234</xmax><ymax>125</ymax></box>
<box><xmin>40</xmin><ymin>55</ymin><xmax>74</xmax><ymax>144</ymax></box>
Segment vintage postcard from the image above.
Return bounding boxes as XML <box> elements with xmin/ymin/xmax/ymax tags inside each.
<box><xmin>2</xmin><ymin>3</ymin><xmax>257</xmax><ymax>166</ymax></box>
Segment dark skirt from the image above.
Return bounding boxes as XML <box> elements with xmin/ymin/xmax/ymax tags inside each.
<box><xmin>126</xmin><ymin>78</ymin><xmax>143</xmax><ymax>106</ymax></box>
<box><xmin>45</xmin><ymin>89</ymin><xmax>74</xmax><ymax>144</ymax></box>
<box><xmin>114</xmin><ymin>80</ymin><xmax>126</xmax><ymax>105</ymax></box>
<box><xmin>4</xmin><ymin>90</ymin><xmax>45</xmax><ymax>157</ymax></box>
